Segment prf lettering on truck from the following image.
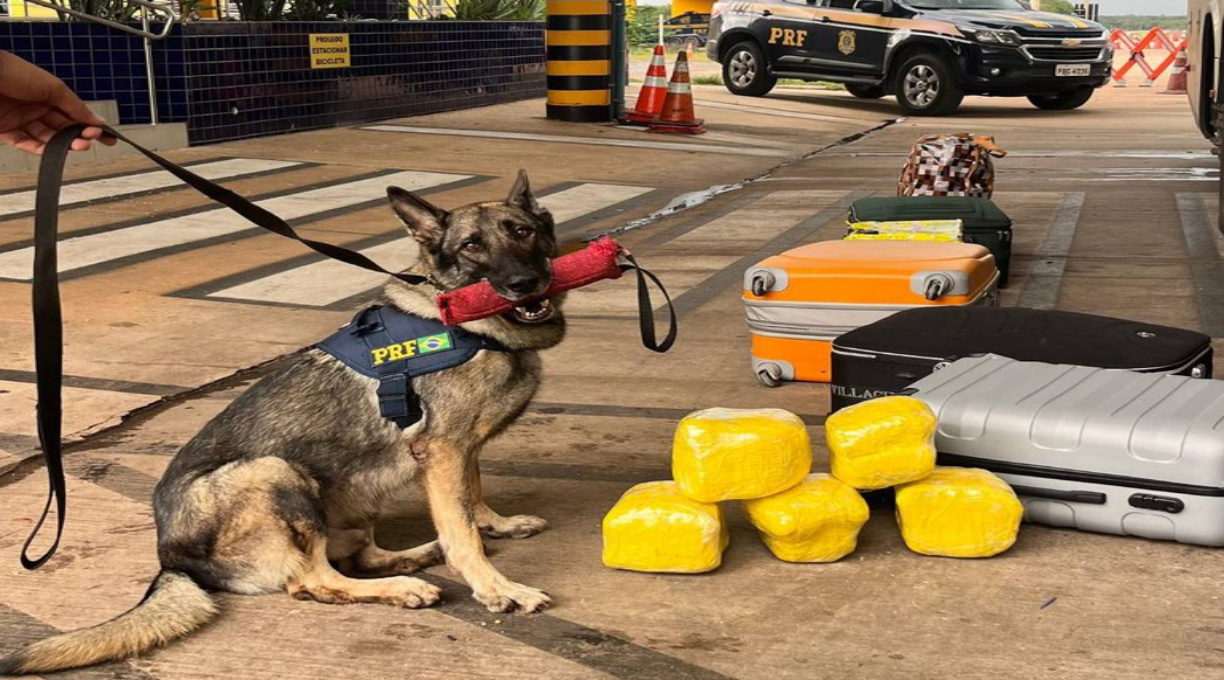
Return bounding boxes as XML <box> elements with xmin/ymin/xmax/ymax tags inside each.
<box><xmin>767</xmin><ymin>27</ymin><xmax>808</xmax><ymax>47</ymax></box>
<box><xmin>309</xmin><ymin>34</ymin><xmax>351</xmax><ymax>69</ymax></box>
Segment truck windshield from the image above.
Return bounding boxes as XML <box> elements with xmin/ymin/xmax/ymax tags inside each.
<box><xmin>906</xmin><ymin>0</ymin><xmax>1027</xmax><ymax>8</ymax></box>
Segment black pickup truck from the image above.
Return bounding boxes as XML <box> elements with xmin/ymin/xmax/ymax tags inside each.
<box><xmin>664</xmin><ymin>11</ymin><xmax>712</xmax><ymax>50</ymax></box>
<box><xmin>707</xmin><ymin>0</ymin><xmax>1112</xmax><ymax>115</ymax></box>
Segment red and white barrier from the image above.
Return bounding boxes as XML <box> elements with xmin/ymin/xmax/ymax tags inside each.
<box><xmin>1110</xmin><ymin>27</ymin><xmax>1188</xmax><ymax>88</ymax></box>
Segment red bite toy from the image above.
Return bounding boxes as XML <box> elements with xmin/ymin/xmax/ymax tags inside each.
<box><xmin>436</xmin><ymin>237</ymin><xmax>625</xmax><ymax>325</ymax></box>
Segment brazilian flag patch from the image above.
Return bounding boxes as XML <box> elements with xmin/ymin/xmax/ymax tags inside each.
<box><xmin>418</xmin><ymin>332</ymin><xmax>453</xmax><ymax>355</ymax></box>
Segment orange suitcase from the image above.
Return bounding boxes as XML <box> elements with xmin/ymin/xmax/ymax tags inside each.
<box><xmin>743</xmin><ymin>241</ymin><xmax>999</xmax><ymax>386</ymax></box>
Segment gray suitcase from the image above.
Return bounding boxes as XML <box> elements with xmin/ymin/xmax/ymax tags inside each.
<box><xmin>907</xmin><ymin>354</ymin><xmax>1224</xmax><ymax>547</ymax></box>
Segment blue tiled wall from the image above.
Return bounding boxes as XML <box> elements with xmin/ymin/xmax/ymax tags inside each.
<box><xmin>1</xmin><ymin>21</ymin><xmax>185</xmax><ymax>126</ymax></box>
<box><xmin>0</xmin><ymin>20</ymin><xmax>546</xmax><ymax>145</ymax></box>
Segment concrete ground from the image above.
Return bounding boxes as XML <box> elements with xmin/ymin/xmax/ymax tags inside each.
<box><xmin>0</xmin><ymin>72</ymin><xmax>1220</xmax><ymax>680</ymax></box>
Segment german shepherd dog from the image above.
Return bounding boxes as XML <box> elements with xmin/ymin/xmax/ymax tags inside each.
<box><xmin>1</xmin><ymin>171</ymin><xmax>565</xmax><ymax>675</ymax></box>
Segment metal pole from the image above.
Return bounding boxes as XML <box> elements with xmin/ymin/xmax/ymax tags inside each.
<box><xmin>658</xmin><ymin>13</ymin><xmax>662</xmax><ymax>46</ymax></box>
<box><xmin>609</xmin><ymin>0</ymin><xmax>625</xmax><ymax>120</ymax></box>
<box><xmin>141</xmin><ymin>7</ymin><xmax>159</xmax><ymax>125</ymax></box>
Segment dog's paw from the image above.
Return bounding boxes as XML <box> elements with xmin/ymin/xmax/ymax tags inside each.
<box><xmin>474</xmin><ymin>581</ymin><xmax>552</xmax><ymax>613</ymax></box>
<box><xmin>390</xmin><ymin>542</ymin><xmax>446</xmax><ymax>574</ymax></box>
<box><xmin>387</xmin><ymin>577</ymin><xmax>443</xmax><ymax>609</ymax></box>
<box><xmin>480</xmin><ymin>514</ymin><xmax>549</xmax><ymax>540</ymax></box>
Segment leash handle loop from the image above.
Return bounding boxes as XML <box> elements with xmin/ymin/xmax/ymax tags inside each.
<box><xmin>619</xmin><ymin>251</ymin><xmax>677</xmax><ymax>353</ymax></box>
<box><xmin>23</xmin><ymin>125</ymin><xmax>75</xmax><ymax>570</ymax></box>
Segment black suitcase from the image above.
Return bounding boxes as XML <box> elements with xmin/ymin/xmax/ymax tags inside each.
<box><xmin>830</xmin><ymin>306</ymin><xmax>1213</xmax><ymax>412</ymax></box>
<box><xmin>847</xmin><ymin>196</ymin><xmax>1013</xmax><ymax>288</ymax></box>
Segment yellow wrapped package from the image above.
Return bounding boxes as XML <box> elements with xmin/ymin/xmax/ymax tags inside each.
<box><xmin>844</xmin><ymin>219</ymin><xmax>963</xmax><ymax>242</ymax></box>
<box><xmin>826</xmin><ymin>396</ymin><xmax>937</xmax><ymax>490</ymax></box>
<box><xmin>602</xmin><ymin>481</ymin><xmax>729</xmax><ymax>573</ymax></box>
<box><xmin>895</xmin><ymin>467</ymin><xmax>1024</xmax><ymax>558</ymax></box>
<box><xmin>743</xmin><ymin>473</ymin><xmax>869</xmax><ymax>563</ymax></box>
<box><xmin>672</xmin><ymin>408</ymin><xmax>812</xmax><ymax>503</ymax></box>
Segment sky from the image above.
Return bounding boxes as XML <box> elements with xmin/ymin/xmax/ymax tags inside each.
<box><xmin>1096</xmin><ymin>0</ymin><xmax>1185</xmax><ymax>14</ymax></box>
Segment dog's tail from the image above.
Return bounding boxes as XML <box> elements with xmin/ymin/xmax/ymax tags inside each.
<box><xmin>0</xmin><ymin>570</ymin><xmax>217</xmax><ymax>675</ymax></box>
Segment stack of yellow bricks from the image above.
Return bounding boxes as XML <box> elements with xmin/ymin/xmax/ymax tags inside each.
<box><xmin>826</xmin><ymin>396</ymin><xmax>1024</xmax><ymax>559</ymax></box>
<box><xmin>602</xmin><ymin>398</ymin><xmax>1025</xmax><ymax>573</ymax></box>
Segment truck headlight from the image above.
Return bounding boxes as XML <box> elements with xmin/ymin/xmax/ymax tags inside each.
<box><xmin>960</xmin><ymin>28</ymin><xmax>1023</xmax><ymax>46</ymax></box>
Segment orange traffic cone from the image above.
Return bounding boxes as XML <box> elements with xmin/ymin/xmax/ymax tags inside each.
<box><xmin>621</xmin><ymin>45</ymin><xmax>669</xmax><ymax>125</ymax></box>
<box><xmin>648</xmin><ymin>51</ymin><xmax>706</xmax><ymax>135</ymax></box>
<box><xmin>1161</xmin><ymin>47</ymin><xmax>1188</xmax><ymax>95</ymax></box>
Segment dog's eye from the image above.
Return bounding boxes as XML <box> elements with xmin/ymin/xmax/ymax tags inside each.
<box><xmin>461</xmin><ymin>241</ymin><xmax>482</xmax><ymax>253</ymax></box>
<box><xmin>514</xmin><ymin>226</ymin><xmax>533</xmax><ymax>238</ymax></box>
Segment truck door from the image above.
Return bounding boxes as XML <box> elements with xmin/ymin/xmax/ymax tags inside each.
<box><xmin>806</xmin><ymin>0</ymin><xmax>889</xmax><ymax>78</ymax></box>
<box><xmin>761</xmin><ymin>0</ymin><xmax>823</xmax><ymax>74</ymax></box>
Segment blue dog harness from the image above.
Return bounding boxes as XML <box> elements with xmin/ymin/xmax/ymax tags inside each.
<box><xmin>316</xmin><ymin>305</ymin><xmax>506</xmax><ymax>428</ymax></box>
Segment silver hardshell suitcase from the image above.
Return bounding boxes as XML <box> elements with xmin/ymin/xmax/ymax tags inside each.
<box><xmin>907</xmin><ymin>354</ymin><xmax>1224</xmax><ymax>547</ymax></box>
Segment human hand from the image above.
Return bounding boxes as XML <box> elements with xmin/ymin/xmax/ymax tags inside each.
<box><xmin>0</xmin><ymin>51</ymin><xmax>116</xmax><ymax>155</ymax></box>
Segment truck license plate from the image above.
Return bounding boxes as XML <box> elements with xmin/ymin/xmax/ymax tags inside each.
<box><xmin>1055</xmin><ymin>64</ymin><xmax>1091</xmax><ymax>77</ymax></box>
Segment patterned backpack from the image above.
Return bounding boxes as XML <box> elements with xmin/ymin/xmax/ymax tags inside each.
<box><xmin>897</xmin><ymin>133</ymin><xmax>1007</xmax><ymax>198</ymax></box>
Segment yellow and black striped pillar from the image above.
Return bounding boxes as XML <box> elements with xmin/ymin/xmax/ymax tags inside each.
<box><xmin>546</xmin><ymin>0</ymin><xmax>612</xmax><ymax>122</ymax></box>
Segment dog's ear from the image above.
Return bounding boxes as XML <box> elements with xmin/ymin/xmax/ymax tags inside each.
<box><xmin>507</xmin><ymin>169</ymin><xmax>552</xmax><ymax>223</ymax></box>
<box><xmin>387</xmin><ymin>186</ymin><xmax>447</xmax><ymax>248</ymax></box>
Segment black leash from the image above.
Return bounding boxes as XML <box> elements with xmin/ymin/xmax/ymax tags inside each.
<box><xmin>622</xmin><ymin>253</ymin><xmax>677</xmax><ymax>353</ymax></box>
<box><xmin>22</xmin><ymin>124</ymin><xmax>676</xmax><ymax>568</ymax></box>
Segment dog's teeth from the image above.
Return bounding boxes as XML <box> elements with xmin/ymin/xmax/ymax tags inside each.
<box><xmin>511</xmin><ymin>298</ymin><xmax>553</xmax><ymax>323</ymax></box>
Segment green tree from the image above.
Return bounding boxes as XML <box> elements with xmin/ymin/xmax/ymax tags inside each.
<box><xmin>627</xmin><ymin>5</ymin><xmax>668</xmax><ymax>47</ymax></box>
<box><xmin>449</xmin><ymin>0</ymin><xmax>543</xmax><ymax>19</ymax></box>
<box><xmin>1038</xmin><ymin>0</ymin><xmax>1076</xmax><ymax>15</ymax></box>
<box><xmin>1099</xmin><ymin>15</ymin><xmax>1186</xmax><ymax>31</ymax></box>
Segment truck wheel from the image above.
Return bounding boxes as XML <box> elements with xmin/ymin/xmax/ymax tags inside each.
<box><xmin>846</xmin><ymin>83</ymin><xmax>886</xmax><ymax>99</ymax></box>
<box><xmin>1027</xmin><ymin>86</ymin><xmax>1095</xmax><ymax>110</ymax></box>
<box><xmin>894</xmin><ymin>53</ymin><xmax>963</xmax><ymax>116</ymax></box>
<box><xmin>722</xmin><ymin>41</ymin><xmax>777</xmax><ymax>97</ymax></box>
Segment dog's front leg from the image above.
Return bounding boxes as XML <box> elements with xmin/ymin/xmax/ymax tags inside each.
<box><xmin>422</xmin><ymin>442</ymin><xmax>552</xmax><ymax>613</ymax></box>
<box><xmin>469</xmin><ymin>463</ymin><xmax>549</xmax><ymax>539</ymax></box>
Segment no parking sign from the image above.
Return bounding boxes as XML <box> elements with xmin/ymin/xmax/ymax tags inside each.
<box><xmin>310</xmin><ymin>33</ymin><xmax>351</xmax><ymax>69</ymax></box>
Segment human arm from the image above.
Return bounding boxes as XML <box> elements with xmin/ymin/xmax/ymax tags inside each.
<box><xmin>0</xmin><ymin>50</ymin><xmax>115</xmax><ymax>155</ymax></box>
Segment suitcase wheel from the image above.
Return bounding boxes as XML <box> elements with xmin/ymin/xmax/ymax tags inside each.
<box><xmin>923</xmin><ymin>273</ymin><xmax>954</xmax><ymax>301</ymax></box>
<box><xmin>756</xmin><ymin>363</ymin><xmax>784</xmax><ymax>388</ymax></box>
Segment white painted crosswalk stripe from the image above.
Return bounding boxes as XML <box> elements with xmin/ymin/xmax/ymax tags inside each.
<box><xmin>0</xmin><ymin>158</ymin><xmax>302</xmax><ymax>218</ymax></box>
<box><xmin>541</xmin><ymin>183</ymin><xmax>654</xmax><ymax>224</ymax></box>
<box><xmin>209</xmin><ymin>240</ymin><xmax>414</xmax><ymax>307</ymax></box>
<box><xmin>667</xmin><ymin>190</ymin><xmax>848</xmax><ymax>247</ymax></box>
<box><xmin>0</xmin><ymin>170</ymin><xmax>471</xmax><ymax>281</ymax></box>
<box><xmin>205</xmin><ymin>182</ymin><xmax>659</xmax><ymax>307</ymax></box>
<box><xmin>363</xmin><ymin>125</ymin><xmax>790</xmax><ymax>158</ymax></box>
